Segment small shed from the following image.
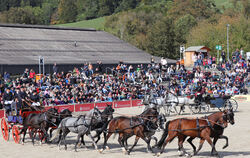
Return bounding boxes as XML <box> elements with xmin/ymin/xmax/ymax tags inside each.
<box><xmin>184</xmin><ymin>46</ymin><xmax>211</xmax><ymax>67</ymax></box>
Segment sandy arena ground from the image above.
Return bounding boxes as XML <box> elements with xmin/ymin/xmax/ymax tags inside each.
<box><xmin>1</xmin><ymin>102</ymin><xmax>250</xmax><ymax>158</ymax></box>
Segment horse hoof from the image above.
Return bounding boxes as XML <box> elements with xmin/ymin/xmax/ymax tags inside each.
<box><xmin>222</xmin><ymin>145</ymin><xmax>228</xmax><ymax>149</ymax></box>
<box><xmin>99</xmin><ymin>149</ymin><xmax>104</xmax><ymax>153</ymax></box>
<box><xmin>156</xmin><ymin>152</ymin><xmax>161</xmax><ymax>157</ymax></box>
<box><xmin>106</xmin><ymin>146</ymin><xmax>110</xmax><ymax>150</ymax></box>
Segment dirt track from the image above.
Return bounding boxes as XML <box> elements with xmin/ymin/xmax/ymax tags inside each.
<box><xmin>1</xmin><ymin>102</ymin><xmax>250</xmax><ymax>158</ymax></box>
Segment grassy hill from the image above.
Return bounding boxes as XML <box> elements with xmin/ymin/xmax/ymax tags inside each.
<box><xmin>57</xmin><ymin>17</ymin><xmax>105</xmax><ymax>30</ymax></box>
<box><xmin>215</xmin><ymin>0</ymin><xmax>233</xmax><ymax>9</ymax></box>
<box><xmin>57</xmin><ymin>0</ymin><xmax>232</xmax><ymax>30</ymax></box>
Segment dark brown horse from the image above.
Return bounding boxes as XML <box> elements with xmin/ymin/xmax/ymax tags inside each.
<box><xmin>186</xmin><ymin>108</ymin><xmax>235</xmax><ymax>155</ymax></box>
<box><xmin>100</xmin><ymin>108</ymin><xmax>159</xmax><ymax>155</ymax></box>
<box><xmin>156</xmin><ymin>110</ymin><xmax>234</xmax><ymax>157</ymax></box>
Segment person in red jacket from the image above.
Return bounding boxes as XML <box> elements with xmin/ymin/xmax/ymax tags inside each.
<box><xmin>29</xmin><ymin>69</ymin><xmax>35</xmax><ymax>79</ymax></box>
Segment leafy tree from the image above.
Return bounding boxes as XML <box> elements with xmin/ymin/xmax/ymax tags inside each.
<box><xmin>175</xmin><ymin>14</ymin><xmax>197</xmax><ymax>44</ymax></box>
<box><xmin>169</xmin><ymin>0</ymin><xmax>218</xmax><ymax>20</ymax></box>
<box><xmin>57</xmin><ymin>0</ymin><xmax>77</xmax><ymax>23</ymax></box>
<box><xmin>146</xmin><ymin>17</ymin><xmax>178</xmax><ymax>58</ymax></box>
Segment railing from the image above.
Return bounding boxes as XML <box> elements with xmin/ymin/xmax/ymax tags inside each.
<box><xmin>0</xmin><ymin>99</ymin><xmax>143</xmax><ymax>118</ymax></box>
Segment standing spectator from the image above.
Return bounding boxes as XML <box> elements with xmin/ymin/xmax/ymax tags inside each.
<box><xmin>3</xmin><ymin>72</ymin><xmax>10</xmax><ymax>82</ymax></box>
<box><xmin>29</xmin><ymin>69</ymin><xmax>35</xmax><ymax>79</ymax></box>
<box><xmin>221</xmin><ymin>50</ymin><xmax>226</xmax><ymax>63</ymax></box>
<box><xmin>96</xmin><ymin>61</ymin><xmax>103</xmax><ymax>73</ymax></box>
<box><xmin>53</xmin><ymin>63</ymin><xmax>58</xmax><ymax>75</ymax></box>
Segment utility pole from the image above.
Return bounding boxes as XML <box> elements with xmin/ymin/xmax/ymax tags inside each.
<box><xmin>226</xmin><ymin>24</ymin><xmax>230</xmax><ymax>61</ymax></box>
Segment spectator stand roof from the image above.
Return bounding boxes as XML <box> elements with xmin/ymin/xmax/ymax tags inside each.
<box><xmin>0</xmin><ymin>24</ymin><xmax>176</xmax><ymax>65</ymax></box>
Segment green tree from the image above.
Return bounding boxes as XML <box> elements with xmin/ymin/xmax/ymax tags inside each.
<box><xmin>146</xmin><ymin>17</ymin><xmax>178</xmax><ymax>58</ymax></box>
<box><xmin>175</xmin><ymin>14</ymin><xmax>197</xmax><ymax>44</ymax></box>
<box><xmin>57</xmin><ymin>0</ymin><xmax>77</xmax><ymax>23</ymax></box>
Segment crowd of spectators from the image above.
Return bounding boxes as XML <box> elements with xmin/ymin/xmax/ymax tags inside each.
<box><xmin>0</xmin><ymin>49</ymin><xmax>249</xmax><ymax>111</ymax></box>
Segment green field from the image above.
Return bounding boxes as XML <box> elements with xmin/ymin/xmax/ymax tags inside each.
<box><xmin>215</xmin><ymin>0</ymin><xmax>233</xmax><ymax>9</ymax></box>
<box><xmin>57</xmin><ymin>17</ymin><xmax>105</xmax><ymax>30</ymax></box>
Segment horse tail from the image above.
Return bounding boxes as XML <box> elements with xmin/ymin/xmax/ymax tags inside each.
<box><xmin>157</xmin><ymin>121</ymin><xmax>170</xmax><ymax>148</ymax></box>
<box><xmin>50</xmin><ymin>120</ymin><xmax>63</xmax><ymax>141</ymax></box>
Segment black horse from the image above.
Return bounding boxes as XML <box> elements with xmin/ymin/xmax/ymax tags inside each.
<box><xmin>19</xmin><ymin>108</ymin><xmax>58</xmax><ymax>145</ymax></box>
<box><xmin>80</xmin><ymin>104</ymin><xmax>114</xmax><ymax>148</ymax></box>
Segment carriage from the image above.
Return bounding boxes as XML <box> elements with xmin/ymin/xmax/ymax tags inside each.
<box><xmin>1</xmin><ymin>108</ymin><xmax>44</xmax><ymax>144</ymax></box>
<box><xmin>190</xmin><ymin>95</ymin><xmax>238</xmax><ymax>114</ymax></box>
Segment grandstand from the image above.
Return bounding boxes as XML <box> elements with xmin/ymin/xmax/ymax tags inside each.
<box><xmin>0</xmin><ymin>24</ymin><xmax>176</xmax><ymax>74</ymax></box>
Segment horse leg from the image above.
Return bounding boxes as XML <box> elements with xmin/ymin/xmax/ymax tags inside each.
<box><xmin>31</xmin><ymin>128</ymin><xmax>36</xmax><ymax>146</ymax></box>
<box><xmin>205</xmin><ymin>136</ymin><xmax>218</xmax><ymax>156</ymax></box>
<box><xmin>75</xmin><ymin>134</ymin><xmax>81</xmax><ymax>152</ymax></box>
<box><xmin>95</xmin><ymin>130</ymin><xmax>102</xmax><ymax>144</ymax></box>
<box><xmin>62</xmin><ymin>129</ymin><xmax>70</xmax><ymax>150</ymax></box>
<box><xmin>21</xmin><ymin>127</ymin><xmax>27</xmax><ymax>145</ymax></box>
<box><xmin>127</xmin><ymin>136</ymin><xmax>140</xmax><ymax>155</ymax></box>
<box><xmin>56</xmin><ymin>129</ymin><xmax>62</xmax><ymax>144</ymax></box>
<box><xmin>177</xmin><ymin>135</ymin><xmax>189</xmax><ymax>157</ymax></box>
<box><xmin>194</xmin><ymin>138</ymin><xmax>205</xmax><ymax>155</ymax></box>
<box><xmin>219</xmin><ymin>135</ymin><xmax>229</xmax><ymax>149</ymax></box>
<box><xmin>157</xmin><ymin>132</ymin><xmax>177</xmax><ymax>156</ymax></box>
<box><xmin>80</xmin><ymin>134</ymin><xmax>87</xmax><ymax>148</ymax></box>
<box><xmin>100</xmin><ymin>132</ymin><xmax>113</xmax><ymax>153</ymax></box>
<box><xmin>49</xmin><ymin>128</ymin><xmax>54</xmax><ymax>138</ymax></box>
<box><xmin>87</xmin><ymin>133</ymin><xmax>98</xmax><ymax>150</ymax></box>
<box><xmin>187</xmin><ymin>137</ymin><xmax>196</xmax><ymax>154</ymax></box>
<box><xmin>118</xmin><ymin>133</ymin><xmax>127</xmax><ymax>154</ymax></box>
<box><xmin>212</xmin><ymin>136</ymin><xmax>219</xmax><ymax>154</ymax></box>
<box><xmin>102</xmin><ymin>132</ymin><xmax>110</xmax><ymax>150</ymax></box>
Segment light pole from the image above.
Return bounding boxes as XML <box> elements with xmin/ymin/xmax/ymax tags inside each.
<box><xmin>226</xmin><ymin>24</ymin><xmax>230</xmax><ymax>61</ymax></box>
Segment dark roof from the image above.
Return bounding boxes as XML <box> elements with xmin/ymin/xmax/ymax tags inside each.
<box><xmin>0</xmin><ymin>24</ymin><xmax>176</xmax><ymax>65</ymax></box>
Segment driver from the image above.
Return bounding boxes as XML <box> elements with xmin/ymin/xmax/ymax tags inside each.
<box><xmin>30</xmin><ymin>90</ymin><xmax>40</xmax><ymax>107</ymax></box>
<box><xmin>2</xmin><ymin>88</ymin><xmax>14</xmax><ymax>115</ymax></box>
<box><xmin>195</xmin><ymin>82</ymin><xmax>205</xmax><ymax>102</ymax></box>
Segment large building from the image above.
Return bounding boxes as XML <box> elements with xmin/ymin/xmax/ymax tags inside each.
<box><xmin>0</xmin><ymin>24</ymin><xmax>176</xmax><ymax>74</ymax></box>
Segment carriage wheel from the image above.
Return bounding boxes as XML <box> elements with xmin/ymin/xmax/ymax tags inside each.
<box><xmin>199</xmin><ymin>103</ymin><xmax>210</xmax><ymax>113</ymax></box>
<box><xmin>28</xmin><ymin>127</ymin><xmax>37</xmax><ymax>139</ymax></box>
<box><xmin>228</xmin><ymin>99</ymin><xmax>238</xmax><ymax>112</ymax></box>
<box><xmin>12</xmin><ymin>125</ymin><xmax>20</xmax><ymax>144</ymax></box>
<box><xmin>38</xmin><ymin>130</ymin><xmax>45</xmax><ymax>141</ymax></box>
<box><xmin>1</xmin><ymin>118</ymin><xmax>9</xmax><ymax>141</ymax></box>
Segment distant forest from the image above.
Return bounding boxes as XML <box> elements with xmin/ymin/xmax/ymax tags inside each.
<box><xmin>0</xmin><ymin>0</ymin><xmax>249</xmax><ymax>59</ymax></box>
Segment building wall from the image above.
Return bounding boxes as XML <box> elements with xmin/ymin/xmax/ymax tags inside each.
<box><xmin>184</xmin><ymin>51</ymin><xmax>194</xmax><ymax>67</ymax></box>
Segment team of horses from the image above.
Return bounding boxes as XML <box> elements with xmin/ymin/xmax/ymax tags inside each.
<box><xmin>18</xmin><ymin>99</ymin><xmax>235</xmax><ymax>157</ymax></box>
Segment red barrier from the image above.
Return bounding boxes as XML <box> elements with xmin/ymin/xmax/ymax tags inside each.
<box><xmin>95</xmin><ymin>102</ymin><xmax>112</xmax><ymax>110</ymax></box>
<box><xmin>132</xmin><ymin>99</ymin><xmax>143</xmax><ymax>107</ymax></box>
<box><xmin>113</xmin><ymin>100</ymin><xmax>131</xmax><ymax>108</ymax></box>
<box><xmin>55</xmin><ymin>105</ymin><xmax>75</xmax><ymax>112</ymax></box>
<box><xmin>0</xmin><ymin>110</ymin><xmax>4</xmax><ymax>118</ymax></box>
<box><xmin>75</xmin><ymin>103</ymin><xmax>94</xmax><ymax>112</ymax></box>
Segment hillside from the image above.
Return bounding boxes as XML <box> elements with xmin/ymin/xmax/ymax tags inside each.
<box><xmin>57</xmin><ymin>17</ymin><xmax>105</xmax><ymax>30</ymax></box>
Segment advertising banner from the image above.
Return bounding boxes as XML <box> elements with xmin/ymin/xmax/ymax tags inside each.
<box><xmin>75</xmin><ymin>103</ymin><xmax>94</xmax><ymax>112</ymax></box>
<box><xmin>113</xmin><ymin>100</ymin><xmax>131</xmax><ymax>108</ymax></box>
<box><xmin>132</xmin><ymin>99</ymin><xmax>143</xmax><ymax>107</ymax></box>
<box><xmin>95</xmin><ymin>102</ymin><xmax>112</xmax><ymax>110</ymax></box>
